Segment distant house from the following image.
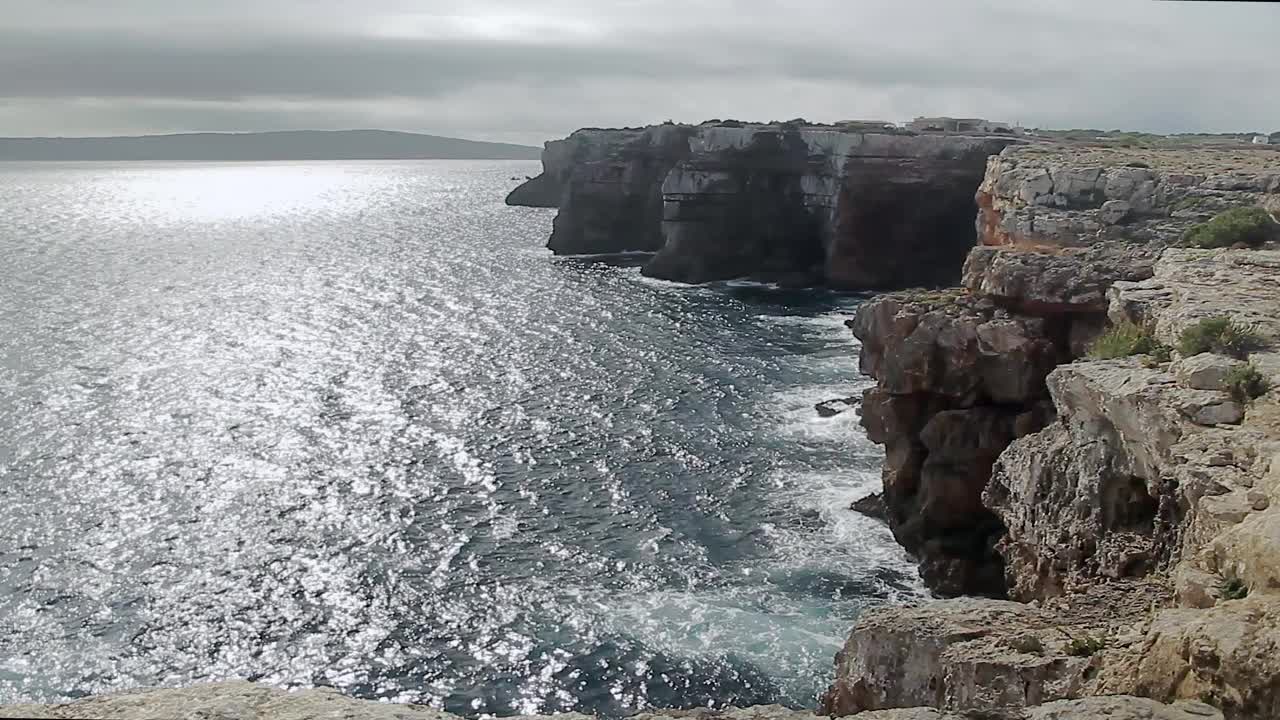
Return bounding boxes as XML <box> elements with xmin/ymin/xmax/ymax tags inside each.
<box><xmin>907</xmin><ymin>116</ymin><xmax>1021</xmax><ymax>134</ymax></box>
<box><xmin>1253</xmin><ymin>134</ymin><xmax>1272</xmax><ymax>145</ymax></box>
<box><xmin>838</xmin><ymin>119</ymin><xmax>898</xmax><ymax>131</ymax></box>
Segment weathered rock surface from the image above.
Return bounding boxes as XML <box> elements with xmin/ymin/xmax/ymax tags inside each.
<box><xmin>976</xmin><ymin>145</ymin><xmax>1280</xmax><ymax>249</ymax></box>
<box><xmin>1131</xmin><ymin>597</ymin><xmax>1280</xmax><ymax>719</ymax></box>
<box><xmin>850</xmin><ymin>289</ymin><xmax>1068</xmax><ymax>595</ymax></box>
<box><xmin>513</xmin><ymin>122</ymin><xmax>1015</xmax><ymax>287</ymax></box>
<box><xmin>820</xmin><ymin>582</ymin><xmax>1188</xmax><ymax>717</ymax></box>
<box><xmin>962</xmin><ymin>243</ymin><xmax>1157</xmax><ymax>315</ymax></box>
<box><xmin>0</xmin><ymin>681</ymin><xmax>1221</xmax><ymax>720</ymax></box>
<box><xmin>505</xmin><ymin>129</ymin><xmax>675</xmax><ymax>208</ymax></box>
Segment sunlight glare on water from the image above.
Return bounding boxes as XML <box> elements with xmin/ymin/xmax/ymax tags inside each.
<box><xmin>0</xmin><ymin>160</ymin><xmax>922</xmax><ymax>717</ymax></box>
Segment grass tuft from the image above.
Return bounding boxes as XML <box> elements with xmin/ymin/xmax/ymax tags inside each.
<box><xmin>1089</xmin><ymin>321</ymin><xmax>1169</xmax><ymax>360</ymax></box>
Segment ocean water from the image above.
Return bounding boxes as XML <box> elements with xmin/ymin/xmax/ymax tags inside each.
<box><xmin>0</xmin><ymin>160</ymin><xmax>922</xmax><ymax>716</ymax></box>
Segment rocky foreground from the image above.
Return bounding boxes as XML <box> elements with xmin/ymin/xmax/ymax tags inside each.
<box><xmin>0</xmin><ymin>681</ymin><xmax>1226</xmax><ymax>719</ymax></box>
<box><xmin>5</xmin><ymin>141</ymin><xmax>1278</xmax><ymax>719</ymax></box>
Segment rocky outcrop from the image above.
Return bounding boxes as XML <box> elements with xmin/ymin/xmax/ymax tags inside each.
<box><xmin>505</xmin><ymin>129</ymin><xmax>671</xmax><ymax>208</ymax></box>
<box><xmin>545</xmin><ymin>125</ymin><xmax>699</xmax><ymax>254</ymax></box>
<box><xmin>834</xmin><ymin>143</ymin><xmax>1280</xmax><ymax>719</ymax></box>
<box><xmin>820</xmin><ymin>582</ymin><xmax>1170</xmax><ymax>716</ymax></box>
<box><xmin>0</xmin><ymin>681</ymin><xmax>1221</xmax><ymax>720</ymax></box>
<box><xmin>848</xmin><ymin>235</ymin><xmax>1167</xmax><ymax>596</ymax></box>
<box><xmin>850</xmin><ymin>290</ymin><xmax>1067</xmax><ymax>595</ymax></box>
<box><xmin>511</xmin><ymin>122</ymin><xmax>1016</xmax><ymax>287</ymax></box>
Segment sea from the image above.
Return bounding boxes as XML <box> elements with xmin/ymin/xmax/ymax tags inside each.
<box><xmin>0</xmin><ymin>160</ymin><xmax>923</xmax><ymax>716</ymax></box>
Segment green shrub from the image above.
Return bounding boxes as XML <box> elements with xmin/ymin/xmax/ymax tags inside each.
<box><xmin>1225</xmin><ymin>364</ymin><xmax>1271</xmax><ymax>403</ymax></box>
<box><xmin>1181</xmin><ymin>206</ymin><xmax>1277</xmax><ymax>249</ymax></box>
<box><xmin>1089</xmin><ymin>322</ymin><xmax>1168</xmax><ymax>360</ymax></box>
<box><xmin>1064</xmin><ymin>634</ymin><xmax>1106</xmax><ymax>657</ymax></box>
<box><xmin>1218</xmin><ymin>576</ymin><xmax>1249</xmax><ymax>601</ymax></box>
<box><xmin>1178</xmin><ymin>317</ymin><xmax>1266</xmax><ymax>359</ymax></box>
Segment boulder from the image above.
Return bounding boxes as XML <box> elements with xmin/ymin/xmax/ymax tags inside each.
<box><xmin>820</xmin><ymin>599</ymin><xmax>1092</xmax><ymax>716</ymax></box>
<box><xmin>1134</xmin><ymin>597</ymin><xmax>1280</xmax><ymax>718</ymax></box>
<box><xmin>1174</xmin><ymin>354</ymin><xmax>1246</xmax><ymax>392</ymax></box>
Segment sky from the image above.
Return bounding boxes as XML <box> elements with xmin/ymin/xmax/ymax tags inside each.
<box><xmin>0</xmin><ymin>0</ymin><xmax>1276</xmax><ymax>146</ymax></box>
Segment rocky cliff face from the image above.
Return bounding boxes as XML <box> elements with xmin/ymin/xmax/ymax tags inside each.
<box><xmin>545</xmin><ymin>125</ymin><xmax>699</xmax><ymax>255</ymax></box>
<box><xmin>504</xmin><ymin>130</ymin><xmax>656</xmax><ymax>209</ymax></box>
<box><xmin>509</xmin><ymin>123</ymin><xmax>1015</xmax><ymax>288</ymax></box>
<box><xmin>829</xmin><ymin>143</ymin><xmax>1280</xmax><ymax>719</ymax></box>
<box><xmin>848</xmin><ymin>240</ymin><xmax>1161</xmax><ymax>596</ymax></box>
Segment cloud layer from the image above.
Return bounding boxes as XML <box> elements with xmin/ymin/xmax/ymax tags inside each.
<box><xmin>2</xmin><ymin>0</ymin><xmax>1276</xmax><ymax>144</ymax></box>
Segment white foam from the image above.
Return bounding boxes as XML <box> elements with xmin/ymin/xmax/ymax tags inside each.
<box><xmin>556</xmin><ymin>250</ymin><xmax>657</xmax><ymax>260</ymax></box>
<box><xmin>598</xmin><ymin>588</ymin><xmax>849</xmax><ymax>687</ymax></box>
<box><xmin>630</xmin><ymin>273</ymin><xmax>710</xmax><ymax>290</ymax></box>
<box><xmin>766</xmin><ymin>470</ymin><xmax>921</xmax><ymax>588</ymax></box>
<box><xmin>769</xmin><ymin>383</ymin><xmax>870</xmax><ymax>445</ymax></box>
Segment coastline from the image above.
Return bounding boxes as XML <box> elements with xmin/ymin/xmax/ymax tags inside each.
<box><xmin>5</xmin><ymin>124</ymin><xmax>1279</xmax><ymax>719</ymax></box>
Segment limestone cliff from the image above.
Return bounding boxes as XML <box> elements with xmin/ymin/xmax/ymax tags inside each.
<box><xmin>505</xmin><ymin>130</ymin><xmax>650</xmax><ymax>208</ymax></box>
<box><xmin>509</xmin><ymin>122</ymin><xmax>1015</xmax><ymax>288</ymax></box>
<box><xmin>828</xmin><ymin>143</ymin><xmax>1280</xmax><ymax>719</ymax></box>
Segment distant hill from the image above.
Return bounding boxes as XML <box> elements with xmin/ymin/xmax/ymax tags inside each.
<box><xmin>0</xmin><ymin>130</ymin><xmax>543</xmax><ymax>161</ymax></box>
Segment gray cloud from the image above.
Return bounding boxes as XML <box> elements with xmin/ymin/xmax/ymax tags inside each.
<box><xmin>1</xmin><ymin>0</ymin><xmax>1276</xmax><ymax>144</ymax></box>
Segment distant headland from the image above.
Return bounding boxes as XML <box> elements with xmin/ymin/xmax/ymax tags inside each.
<box><xmin>0</xmin><ymin>129</ymin><xmax>543</xmax><ymax>162</ymax></box>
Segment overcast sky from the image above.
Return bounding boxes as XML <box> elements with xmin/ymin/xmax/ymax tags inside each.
<box><xmin>1</xmin><ymin>0</ymin><xmax>1275</xmax><ymax>145</ymax></box>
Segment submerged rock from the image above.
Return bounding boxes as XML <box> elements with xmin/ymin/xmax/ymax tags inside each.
<box><xmin>815</xmin><ymin>395</ymin><xmax>861</xmax><ymax>418</ymax></box>
<box><xmin>850</xmin><ymin>492</ymin><xmax>888</xmax><ymax>522</ymax></box>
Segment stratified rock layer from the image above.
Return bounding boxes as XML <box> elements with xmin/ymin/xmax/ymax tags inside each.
<box><xmin>510</xmin><ymin>123</ymin><xmax>1015</xmax><ymax>288</ymax></box>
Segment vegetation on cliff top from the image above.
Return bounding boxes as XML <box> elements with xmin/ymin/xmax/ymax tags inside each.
<box><xmin>1088</xmin><ymin>322</ymin><xmax>1170</xmax><ymax>361</ymax></box>
<box><xmin>1178</xmin><ymin>316</ymin><xmax>1266</xmax><ymax>359</ymax></box>
<box><xmin>1225</xmin><ymin>364</ymin><xmax>1271</xmax><ymax>404</ymax></box>
<box><xmin>1181</xmin><ymin>206</ymin><xmax>1277</xmax><ymax>249</ymax></box>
